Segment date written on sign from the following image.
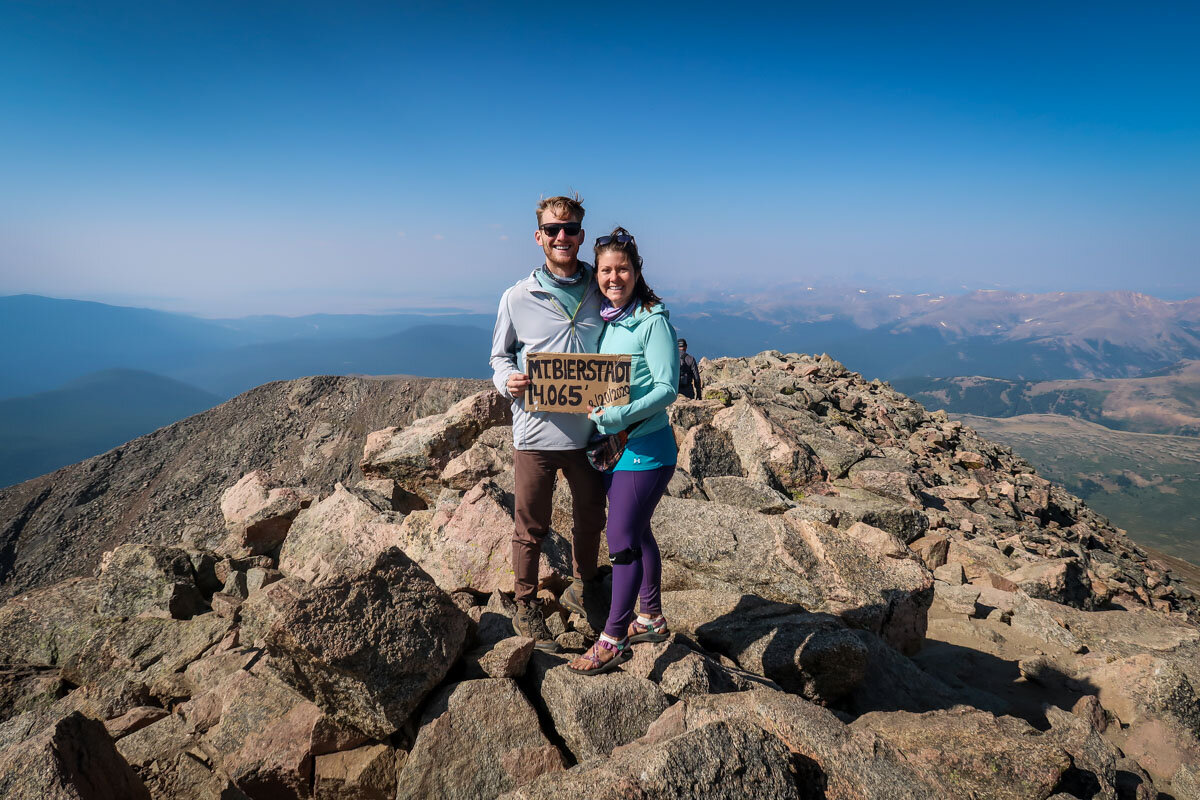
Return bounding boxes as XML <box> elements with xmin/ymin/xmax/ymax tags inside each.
<box><xmin>525</xmin><ymin>352</ymin><xmax>632</xmax><ymax>413</ymax></box>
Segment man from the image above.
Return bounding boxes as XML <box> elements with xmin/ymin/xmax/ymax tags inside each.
<box><xmin>490</xmin><ymin>194</ymin><xmax>607</xmax><ymax>652</ymax></box>
<box><xmin>677</xmin><ymin>338</ymin><xmax>702</xmax><ymax>399</ymax></box>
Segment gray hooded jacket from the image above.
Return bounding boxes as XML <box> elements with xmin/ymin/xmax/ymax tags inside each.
<box><xmin>490</xmin><ymin>266</ymin><xmax>603</xmax><ymax>450</ymax></box>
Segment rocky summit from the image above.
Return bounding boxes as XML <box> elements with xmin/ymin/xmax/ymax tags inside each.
<box><xmin>1</xmin><ymin>351</ymin><xmax>1199</xmax><ymax>799</ymax></box>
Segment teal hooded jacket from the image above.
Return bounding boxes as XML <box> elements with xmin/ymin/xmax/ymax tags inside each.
<box><xmin>591</xmin><ymin>301</ymin><xmax>680</xmax><ymax>439</ymax></box>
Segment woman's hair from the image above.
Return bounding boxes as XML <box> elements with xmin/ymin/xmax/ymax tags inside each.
<box><xmin>593</xmin><ymin>227</ymin><xmax>662</xmax><ymax>309</ymax></box>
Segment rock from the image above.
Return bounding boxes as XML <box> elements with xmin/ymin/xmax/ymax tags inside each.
<box><xmin>95</xmin><ymin>544</ymin><xmax>205</xmax><ymax>620</ymax></box>
<box><xmin>1087</xmin><ymin>654</ymin><xmax>1200</xmax><ymax>737</ymax></box>
<box><xmin>936</xmin><ymin>582</ymin><xmax>980</xmax><ymax>615</ymax></box>
<box><xmin>1004</xmin><ymin>558</ymin><xmax>1092</xmax><ymax>609</ymax></box>
<box><xmin>841</xmin><ymin>629</ymin><xmax>1002</xmax><ymax>717</ymax></box>
<box><xmin>1121</xmin><ymin>718</ymin><xmax>1200</xmax><ymax>786</ymax></box>
<box><xmin>799</xmin><ymin>489</ymin><xmax>930</xmax><ymax>543</ymax></box>
<box><xmin>219</xmin><ymin>470</ymin><xmax>308</xmax><ymax>556</ymax></box>
<box><xmin>63</xmin><ymin>614</ymin><xmax>234</xmax><ymax>704</ymax></box>
<box><xmin>263</xmin><ymin>547</ymin><xmax>471</xmax><ymax>739</ymax></box>
<box><xmin>924</xmin><ymin>481</ymin><xmax>984</xmax><ymax>502</ymax></box>
<box><xmin>678</xmin><ymin>688</ymin><xmax>947</xmax><ymax>799</ymax></box>
<box><xmin>908</xmin><ymin>533</ymin><xmax>950</xmax><ymax>569</ymax></box>
<box><xmin>0</xmin><ymin>375</ymin><xmax>489</xmax><ymax>604</ymax></box>
<box><xmin>1173</xmin><ymin>764</ymin><xmax>1200</xmax><ymax>800</ymax></box>
<box><xmin>1072</xmin><ymin>694</ymin><xmax>1109</xmax><ymax>733</ymax></box>
<box><xmin>1043</xmin><ymin>704</ymin><xmax>1121</xmax><ymax>800</ymax></box>
<box><xmin>533</xmin><ymin>658</ymin><xmax>671</xmax><ymax>759</ymax></box>
<box><xmin>397</xmin><ymin>679</ymin><xmax>564</xmax><ymax>800</ymax></box>
<box><xmin>103</xmin><ymin>705</ymin><xmax>168</xmax><ymax>739</ymax></box>
<box><xmin>701</xmin><ymin>476</ymin><xmax>795</xmax><ymax>513</ymax></box>
<box><xmin>502</xmin><ymin>718</ymin><xmax>803</xmax><ymax>800</ymax></box>
<box><xmin>276</xmin><ymin>484</ymin><xmax>406</xmax><ymax>587</ymax></box>
<box><xmin>711</xmin><ymin>401</ymin><xmax>821</xmax><ymax>489</ymax></box>
<box><xmin>664</xmin><ymin>466</ymin><xmax>705</xmax><ymax>499</ymax></box>
<box><xmin>849</xmin><ymin>470</ymin><xmax>920</xmax><ymax>505</ymax></box>
<box><xmin>440</xmin><ymin>435</ymin><xmax>511</xmax><ymax>491</ymax></box>
<box><xmin>651</xmin><ymin>500</ymin><xmax>933</xmax><ymax>653</ymax></box>
<box><xmin>852</xmin><ymin>708</ymin><xmax>1071</xmax><ymax>800</ymax></box>
<box><xmin>360</xmin><ymin>389</ymin><xmax>510</xmax><ymax>499</ymax></box>
<box><xmin>399</xmin><ymin>479</ymin><xmax>567</xmax><ymax>594</ymax></box>
<box><xmin>191</xmin><ymin>667</ymin><xmax>367</xmax><ymax>798</ymax></box>
<box><xmin>933</xmin><ymin>562</ymin><xmax>965</xmax><ymax>585</ymax></box>
<box><xmin>623</xmin><ymin>634</ymin><xmax>758</xmax><ymax>699</ymax></box>
<box><xmin>0</xmin><ymin>676</ymin><xmax>155</xmax><ymax>753</ymax></box>
<box><xmin>676</xmin><ymin>423</ymin><xmax>743</xmax><ymax>481</ymax></box>
<box><xmin>0</xmin><ymin>665</ymin><xmax>66</xmax><ymax>723</ymax></box>
<box><xmin>238</xmin><ymin>576</ymin><xmax>308</xmax><ymax>644</ymax></box>
<box><xmin>244</xmin><ymin>566</ymin><xmax>281</xmax><ymax>593</ymax></box>
<box><xmin>955</xmin><ymin>451</ymin><xmax>989</xmax><ymax>469</ymax></box>
<box><xmin>314</xmin><ymin>743</ymin><xmax>398</xmax><ymax>800</ymax></box>
<box><xmin>695</xmin><ymin>605</ymin><xmax>868</xmax><ymax>703</ymax></box>
<box><xmin>462</xmin><ymin>636</ymin><xmax>536</xmax><ymax>680</ymax></box>
<box><xmin>0</xmin><ymin>711</ymin><xmax>151</xmax><ymax>799</ymax></box>
<box><xmin>353</xmin><ymin>477</ymin><xmax>425</xmax><ymax>513</ymax></box>
<box><xmin>782</xmin><ymin>517</ymin><xmax>933</xmax><ymax>654</ymax></box>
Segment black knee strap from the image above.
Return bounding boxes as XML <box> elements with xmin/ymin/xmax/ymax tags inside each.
<box><xmin>609</xmin><ymin>547</ymin><xmax>642</xmax><ymax>565</ymax></box>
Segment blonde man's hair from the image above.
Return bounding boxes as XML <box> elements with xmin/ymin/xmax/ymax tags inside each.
<box><xmin>536</xmin><ymin>193</ymin><xmax>585</xmax><ymax>225</ymax></box>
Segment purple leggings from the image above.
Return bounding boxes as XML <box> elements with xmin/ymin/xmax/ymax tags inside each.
<box><xmin>603</xmin><ymin>465</ymin><xmax>674</xmax><ymax>640</ymax></box>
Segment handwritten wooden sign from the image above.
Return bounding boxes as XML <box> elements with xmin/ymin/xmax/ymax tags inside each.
<box><xmin>525</xmin><ymin>353</ymin><xmax>632</xmax><ymax>413</ymax></box>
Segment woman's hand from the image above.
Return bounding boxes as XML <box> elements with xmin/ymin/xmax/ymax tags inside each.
<box><xmin>587</xmin><ymin>404</ymin><xmax>605</xmax><ymax>424</ymax></box>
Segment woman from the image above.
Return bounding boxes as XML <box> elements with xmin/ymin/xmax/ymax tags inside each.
<box><xmin>568</xmin><ymin>227</ymin><xmax>680</xmax><ymax>675</ymax></box>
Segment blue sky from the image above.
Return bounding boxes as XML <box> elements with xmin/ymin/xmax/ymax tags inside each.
<box><xmin>1</xmin><ymin>1</ymin><xmax>1197</xmax><ymax>315</ymax></box>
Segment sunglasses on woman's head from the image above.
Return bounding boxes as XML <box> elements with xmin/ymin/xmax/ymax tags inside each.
<box><xmin>595</xmin><ymin>233</ymin><xmax>634</xmax><ymax>246</ymax></box>
<box><xmin>539</xmin><ymin>223</ymin><xmax>583</xmax><ymax>237</ymax></box>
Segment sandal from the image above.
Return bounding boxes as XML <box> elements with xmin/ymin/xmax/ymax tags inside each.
<box><xmin>627</xmin><ymin>615</ymin><xmax>669</xmax><ymax>643</ymax></box>
<box><xmin>566</xmin><ymin>636</ymin><xmax>631</xmax><ymax>675</ymax></box>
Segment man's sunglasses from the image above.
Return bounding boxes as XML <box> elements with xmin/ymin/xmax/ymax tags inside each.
<box><xmin>595</xmin><ymin>233</ymin><xmax>634</xmax><ymax>246</ymax></box>
<box><xmin>539</xmin><ymin>223</ymin><xmax>583</xmax><ymax>238</ymax></box>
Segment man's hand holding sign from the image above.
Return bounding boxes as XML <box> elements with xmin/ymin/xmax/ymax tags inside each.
<box><xmin>525</xmin><ymin>352</ymin><xmax>632</xmax><ymax>414</ymax></box>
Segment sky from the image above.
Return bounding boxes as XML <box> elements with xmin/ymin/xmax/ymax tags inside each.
<box><xmin>1</xmin><ymin>1</ymin><xmax>1198</xmax><ymax>316</ymax></box>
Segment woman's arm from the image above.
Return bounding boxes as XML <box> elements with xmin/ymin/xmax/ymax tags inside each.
<box><xmin>592</xmin><ymin>314</ymin><xmax>679</xmax><ymax>434</ymax></box>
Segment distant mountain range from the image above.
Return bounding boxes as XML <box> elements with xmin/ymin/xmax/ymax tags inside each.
<box><xmin>5</xmin><ymin>289</ymin><xmax>1200</xmax><ymax>489</ymax></box>
<box><xmin>0</xmin><ymin>369</ymin><xmax>222</xmax><ymax>487</ymax></box>
<box><xmin>894</xmin><ymin>360</ymin><xmax>1200</xmax><ymax>437</ymax></box>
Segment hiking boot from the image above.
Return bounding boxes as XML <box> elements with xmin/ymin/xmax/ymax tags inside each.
<box><xmin>560</xmin><ymin>576</ymin><xmax>606</xmax><ymax>618</ymax></box>
<box><xmin>513</xmin><ymin>601</ymin><xmax>561</xmax><ymax>653</ymax></box>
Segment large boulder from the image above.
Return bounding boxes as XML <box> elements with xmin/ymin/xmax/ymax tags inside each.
<box><xmin>711</xmin><ymin>401</ymin><xmax>821</xmax><ymax>490</ymax></box>
<box><xmin>62</xmin><ymin>614</ymin><xmax>234</xmax><ymax>704</ymax></box>
<box><xmin>0</xmin><ymin>578</ymin><xmax>101</xmax><ymax>666</ymax></box>
<box><xmin>780</xmin><ymin>516</ymin><xmax>933</xmax><ymax>654</ymax></box>
<box><xmin>95</xmin><ymin>544</ymin><xmax>205</xmax><ymax>620</ymax></box>
<box><xmin>398</xmin><ymin>479</ymin><xmax>567</xmax><ymax>594</ymax></box>
<box><xmin>361</xmin><ymin>389</ymin><xmax>511</xmax><ymax>500</ymax></box>
<box><xmin>851</xmin><ymin>708</ymin><xmax>1071</xmax><ymax>800</ymax></box>
<box><xmin>680</xmin><ymin>689</ymin><xmax>946</xmax><ymax>799</ymax></box>
<box><xmin>277</xmin><ymin>484</ymin><xmax>405</xmax><ymax>586</ymax></box>
<box><xmin>500</xmin><ymin>718</ymin><xmax>804</xmax><ymax>800</ymax></box>
<box><xmin>695</xmin><ymin>605</ymin><xmax>868</xmax><ymax>704</ymax></box>
<box><xmin>530</xmin><ymin>657</ymin><xmax>671</xmax><ymax>760</ymax></box>
<box><xmin>187</xmin><ymin>666</ymin><xmax>366</xmax><ymax>798</ymax></box>
<box><xmin>263</xmin><ymin>548</ymin><xmax>471</xmax><ymax>738</ymax></box>
<box><xmin>396</xmin><ymin>679</ymin><xmax>565</xmax><ymax>800</ymax></box>
<box><xmin>1086</xmin><ymin>654</ymin><xmax>1200</xmax><ymax>738</ymax></box>
<box><xmin>219</xmin><ymin>470</ymin><xmax>309</xmax><ymax>556</ymax></box>
<box><xmin>314</xmin><ymin>744</ymin><xmax>399</xmax><ymax>800</ymax></box>
<box><xmin>0</xmin><ymin>711</ymin><xmax>151</xmax><ymax>800</ymax></box>
<box><xmin>651</xmin><ymin>497</ymin><xmax>933</xmax><ymax>655</ymax></box>
<box><xmin>1003</xmin><ymin>558</ymin><xmax>1092</xmax><ymax>609</ymax></box>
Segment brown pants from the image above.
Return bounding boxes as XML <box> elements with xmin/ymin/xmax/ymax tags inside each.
<box><xmin>512</xmin><ymin>448</ymin><xmax>606</xmax><ymax>604</ymax></box>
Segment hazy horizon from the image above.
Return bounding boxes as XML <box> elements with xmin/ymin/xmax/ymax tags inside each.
<box><xmin>2</xmin><ymin>3</ymin><xmax>1198</xmax><ymax>317</ymax></box>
